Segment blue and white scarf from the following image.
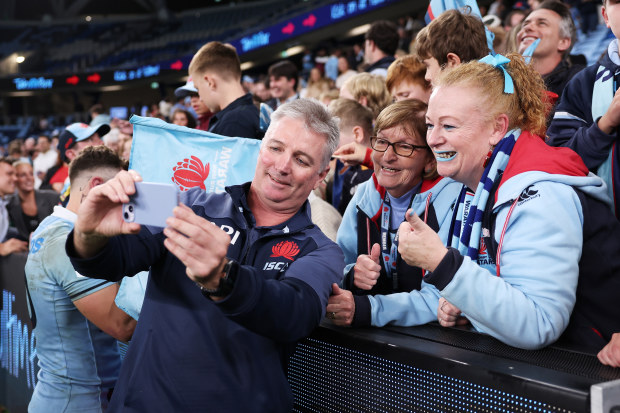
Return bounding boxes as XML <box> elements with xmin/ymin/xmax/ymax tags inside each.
<box><xmin>449</xmin><ymin>129</ymin><xmax>520</xmax><ymax>260</ymax></box>
<box><xmin>591</xmin><ymin>39</ymin><xmax>620</xmax><ymax>217</ymax></box>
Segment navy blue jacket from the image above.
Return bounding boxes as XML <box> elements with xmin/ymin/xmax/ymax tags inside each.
<box><xmin>208</xmin><ymin>93</ymin><xmax>263</xmax><ymax>139</ymax></box>
<box><xmin>364</xmin><ymin>56</ymin><xmax>395</xmax><ymax>77</ymax></box>
<box><xmin>543</xmin><ymin>58</ymin><xmax>585</xmax><ymax>100</ymax></box>
<box><xmin>547</xmin><ymin>49</ymin><xmax>617</xmax><ymax>170</ymax></box>
<box><xmin>66</xmin><ymin>183</ymin><xmax>344</xmax><ymax>412</ymax></box>
<box><xmin>547</xmin><ymin>44</ymin><xmax>620</xmax><ymax>217</ymax></box>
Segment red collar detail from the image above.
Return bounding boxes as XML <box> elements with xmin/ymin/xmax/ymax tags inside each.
<box><xmin>421</xmin><ymin>175</ymin><xmax>444</xmax><ymax>193</ymax></box>
<box><xmin>372</xmin><ymin>174</ymin><xmax>444</xmax><ymax>200</ymax></box>
<box><xmin>371</xmin><ymin>173</ymin><xmax>386</xmax><ymax>198</ymax></box>
<box><xmin>371</xmin><ymin>174</ymin><xmax>386</xmax><ymax>223</ymax></box>
<box><xmin>496</xmin><ymin>131</ymin><xmax>588</xmax><ymax>202</ymax></box>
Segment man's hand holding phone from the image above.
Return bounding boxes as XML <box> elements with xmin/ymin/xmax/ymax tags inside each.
<box><xmin>122</xmin><ymin>182</ymin><xmax>180</xmax><ymax>228</ymax></box>
<box><xmin>74</xmin><ymin>170</ymin><xmax>143</xmax><ymax>258</ymax></box>
<box><xmin>74</xmin><ymin>170</ymin><xmax>230</xmax><ymax>294</ymax></box>
<box><xmin>163</xmin><ymin>204</ymin><xmax>231</xmax><ymax>294</ymax></box>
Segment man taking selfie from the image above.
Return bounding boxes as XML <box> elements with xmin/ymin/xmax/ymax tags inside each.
<box><xmin>66</xmin><ymin>99</ymin><xmax>344</xmax><ymax>412</ymax></box>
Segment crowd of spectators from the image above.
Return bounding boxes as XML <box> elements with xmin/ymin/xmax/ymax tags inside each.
<box><xmin>2</xmin><ymin>0</ymin><xmax>620</xmax><ymax>411</ymax></box>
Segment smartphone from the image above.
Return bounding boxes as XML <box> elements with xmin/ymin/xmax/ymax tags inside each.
<box><xmin>122</xmin><ymin>182</ymin><xmax>180</xmax><ymax>228</ymax></box>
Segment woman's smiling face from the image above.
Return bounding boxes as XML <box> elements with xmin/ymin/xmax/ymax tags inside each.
<box><xmin>15</xmin><ymin>163</ymin><xmax>34</xmax><ymax>193</ymax></box>
<box><xmin>371</xmin><ymin>125</ymin><xmax>434</xmax><ymax>198</ymax></box>
<box><xmin>425</xmin><ymin>85</ymin><xmax>500</xmax><ymax>189</ymax></box>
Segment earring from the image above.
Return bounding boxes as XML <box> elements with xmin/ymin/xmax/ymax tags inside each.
<box><xmin>483</xmin><ymin>147</ymin><xmax>494</xmax><ymax>167</ymax></box>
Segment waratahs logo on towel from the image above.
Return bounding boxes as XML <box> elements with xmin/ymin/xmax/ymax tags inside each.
<box><xmin>270</xmin><ymin>241</ymin><xmax>300</xmax><ymax>261</ymax></box>
<box><xmin>171</xmin><ymin>156</ymin><xmax>210</xmax><ymax>191</ymax></box>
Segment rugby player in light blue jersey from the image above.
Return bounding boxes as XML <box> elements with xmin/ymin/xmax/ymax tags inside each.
<box><xmin>26</xmin><ymin>146</ymin><xmax>136</xmax><ymax>412</ymax></box>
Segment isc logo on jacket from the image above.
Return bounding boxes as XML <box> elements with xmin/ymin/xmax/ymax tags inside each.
<box><xmin>263</xmin><ymin>240</ymin><xmax>300</xmax><ymax>272</ymax></box>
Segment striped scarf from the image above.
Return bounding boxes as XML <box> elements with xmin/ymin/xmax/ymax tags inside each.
<box><xmin>449</xmin><ymin>129</ymin><xmax>520</xmax><ymax>260</ymax></box>
<box><xmin>591</xmin><ymin>43</ymin><xmax>620</xmax><ymax>217</ymax></box>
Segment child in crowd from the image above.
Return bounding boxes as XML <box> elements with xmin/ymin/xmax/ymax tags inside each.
<box><xmin>414</xmin><ymin>9</ymin><xmax>490</xmax><ymax>85</ymax></box>
<box><xmin>386</xmin><ymin>55</ymin><xmax>432</xmax><ymax>103</ymax></box>
<box><xmin>328</xmin><ymin>98</ymin><xmax>375</xmax><ymax>214</ymax></box>
<box><xmin>339</xmin><ymin>73</ymin><xmax>392</xmax><ymax>119</ymax></box>
<box><xmin>188</xmin><ymin>42</ymin><xmax>263</xmax><ymax>139</ymax></box>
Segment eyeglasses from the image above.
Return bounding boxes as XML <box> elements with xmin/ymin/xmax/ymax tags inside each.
<box><xmin>370</xmin><ymin>136</ymin><xmax>428</xmax><ymax>157</ymax></box>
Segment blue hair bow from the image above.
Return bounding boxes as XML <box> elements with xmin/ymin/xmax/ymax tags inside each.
<box><xmin>478</xmin><ymin>54</ymin><xmax>514</xmax><ymax>94</ymax></box>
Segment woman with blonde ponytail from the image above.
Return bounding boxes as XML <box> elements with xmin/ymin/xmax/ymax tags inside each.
<box><xmin>394</xmin><ymin>53</ymin><xmax>620</xmax><ymax>353</ymax></box>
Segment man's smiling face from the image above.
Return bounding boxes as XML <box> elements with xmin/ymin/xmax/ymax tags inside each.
<box><xmin>517</xmin><ymin>8</ymin><xmax>570</xmax><ymax>58</ymax></box>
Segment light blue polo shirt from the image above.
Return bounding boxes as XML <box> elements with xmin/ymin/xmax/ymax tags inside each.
<box><xmin>26</xmin><ymin>206</ymin><xmax>121</xmax><ymax>412</ymax></box>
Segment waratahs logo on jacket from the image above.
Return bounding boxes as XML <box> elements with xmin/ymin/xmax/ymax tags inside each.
<box><xmin>171</xmin><ymin>156</ymin><xmax>210</xmax><ymax>191</ymax></box>
<box><xmin>517</xmin><ymin>184</ymin><xmax>540</xmax><ymax>205</ymax></box>
<box><xmin>477</xmin><ymin>239</ymin><xmax>495</xmax><ymax>265</ymax></box>
<box><xmin>270</xmin><ymin>241</ymin><xmax>300</xmax><ymax>261</ymax></box>
<box><xmin>263</xmin><ymin>240</ymin><xmax>301</xmax><ymax>272</ymax></box>
<box><xmin>479</xmin><ymin>239</ymin><xmax>487</xmax><ymax>256</ymax></box>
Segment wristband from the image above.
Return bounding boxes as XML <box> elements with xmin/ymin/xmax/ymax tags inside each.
<box><xmin>199</xmin><ymin>259</ymin><xmax>237</xmax><ymax>298</ymax></box>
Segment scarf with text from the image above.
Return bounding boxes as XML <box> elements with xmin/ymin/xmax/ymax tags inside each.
<box><xmin>449</xmin><ymin>129</ymin><xmax>520</xmax><ymax>260</ymax></box>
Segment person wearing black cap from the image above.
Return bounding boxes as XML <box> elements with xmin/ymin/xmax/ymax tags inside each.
<box><xmin>174</xmin><ymin>77</ymin><xmax>213</xmax><ymax>131</ymax></box>
<box><xmin>56</xmin><ymin>122</ymin><xmax>110</xmax><ymax>205</ymax></box>
<box><xmin>58</xmin><ymin>122</ymin><xmax>110</xmax><ymax>164</ymax></box>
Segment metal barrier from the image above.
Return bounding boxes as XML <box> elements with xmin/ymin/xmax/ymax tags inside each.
<box><xmin>289</xmin><ymin>323</ymin><xmax>620</xmax><ymax>413</ymax></box>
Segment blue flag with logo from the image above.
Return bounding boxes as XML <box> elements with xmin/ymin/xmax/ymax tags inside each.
<box><xmin>129</xmin><ymin>115</ymin><xmax>261</xmax><ymax>192</ymax></box>
<box><xmin>425</xmin><ymin>0</ymin><xmax>483</xmax><ymax>23</ymax></box>
<box><xmin>117</xmin><ymin>116</ymin><xmax>262</xmax><ymax>322</ymax></box>
<box><xmin>425</xmin><ymin>0</ymin><xmax>495</xmax><ymax>54</ymax></box>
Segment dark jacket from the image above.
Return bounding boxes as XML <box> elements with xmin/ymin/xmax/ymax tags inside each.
<box><xmin>547</xmin><ymin>44</ymin><xmax>620</xmax><ymax>217</ymax></box>
<box><xmin>208</xmin><ymin>93</ymin><xmax>263</xmax><ymax>139</ymax></box>
<box><xmin>67</xmin><ymin>183</ymin><xmax>344</xmax><ymax>412</ymax></box>
<box><xmin>365</xmin><ymin>56</ymin><xmax>396</xmax><ymax>76</ymax></box>
<box><xmin>543</xmin><ymin>57</ymin><xmax>585</xmax><ymax>100</ymax></box>
<box><xmin>337</xmin><ymin>165</ymin><xmax>374</xmax><ymax>215</ymax></box>
<box><xmin>8</xmin><ymin>190</ymin><xmax>59</xmax><ymax>240</ymax></box>
<box><xmin>547</xmin><ymin>49</ymin><xmax>616</xmax><ymax>170</ymax></box>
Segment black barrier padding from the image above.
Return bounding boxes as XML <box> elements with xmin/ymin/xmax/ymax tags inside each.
<box><xmin>385</xmin><ymin>324</ymin><xmax>620</xmax><ymax>382</ymax></box>
<box><xmin>288</xmin><ymin>324</ymin><xmax>619</xmax><ymax>413</ymax></box>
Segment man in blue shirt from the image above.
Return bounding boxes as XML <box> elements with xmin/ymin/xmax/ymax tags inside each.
<box><xmin>26</xmin><ymin>146</ymin><xmax>136</xmax><ymax>412</ymax></box>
